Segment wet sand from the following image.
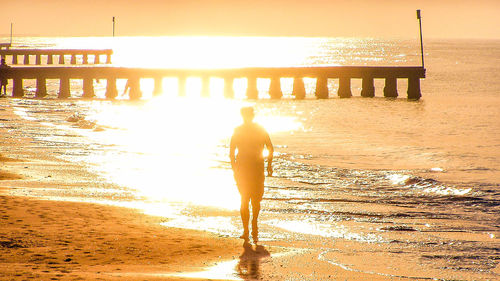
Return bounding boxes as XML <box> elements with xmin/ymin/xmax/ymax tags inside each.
<box><xmin>0</xmin><ymin>194</ymin><xmax>243</xmax><ymax>280</ymax></box>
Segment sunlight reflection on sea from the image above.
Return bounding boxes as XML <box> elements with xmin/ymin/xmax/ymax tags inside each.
<box><xmin>70</xmin><ymin>97</ymin><xmax>303</xmax><ymax>212</ymax></box>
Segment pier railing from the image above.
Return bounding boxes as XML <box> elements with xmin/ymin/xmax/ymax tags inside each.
<box><xmin>0</xmin><ymin>43</ymin><xmax>11</xmax><ymax>50</ymax></box>
<box><xmin>0</xmin><ymin>49</ymin><xmax>113</xmax><ymax>65</ymax></box>
<box><xmin>0</xmin><ymin>65</ymin><xmax>425</xmax><ymax>100</ymax></box>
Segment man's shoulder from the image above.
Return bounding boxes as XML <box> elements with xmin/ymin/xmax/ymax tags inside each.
<box><xmin>235</xmin><ymin>123</ymin><xmax>267</xmax><ymax>133</ymax></box>
<box><xmin>253</xmin><ymin>123</ymin><xmax>269</xmax><ymax>135</ymax></box>
<box><xmin>233</xmin><ymin>124</ymin><xmax>245</xmax><ymax>133</ymax></box>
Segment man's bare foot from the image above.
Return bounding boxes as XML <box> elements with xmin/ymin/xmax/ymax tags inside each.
<box><xmin>239</xmin><ymin>232</ymin><xmax>249</xmax><ymax>241</ymax></box>
<box><xmin>251</xmin><ymin>230</ymin><xmax>258</xmax><ymax>243</ymax></box>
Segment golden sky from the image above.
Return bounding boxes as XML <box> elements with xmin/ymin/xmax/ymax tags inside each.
<box><xmin>1</xmin><ymin>0</ymin><xmax>499</xmax><ymax>39</ymax></box>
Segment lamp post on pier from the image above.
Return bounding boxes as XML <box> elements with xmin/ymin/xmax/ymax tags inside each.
<box><xmin>417</xmin><ymin>9</ymin><xmax>424</xmax><ymax>68</ymax></box>
<box><xmin>10</xmin><ymin>23</ymin><xmax>13</xmax><ymax>46</ymax></box>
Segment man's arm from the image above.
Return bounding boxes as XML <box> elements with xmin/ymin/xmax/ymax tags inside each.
<box><xmin>265</xmin><ymin>133</ymin><xmax>274</xmax><ymax>176</ymax></box>
<box><xmin>229</xmin><ymin>135</ymin><xmax>236</xmax><ymax>170</ymax></box>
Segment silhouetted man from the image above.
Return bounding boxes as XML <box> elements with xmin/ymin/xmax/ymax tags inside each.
<box><xmin>230</xmin><ymin>107</ymin><xmax>273</xmax><ymax>243</ymax></box>
<box><xmin>0</xmin><ymin>59</ymin><xmax>10</xmax><ymax>96</ymax></box>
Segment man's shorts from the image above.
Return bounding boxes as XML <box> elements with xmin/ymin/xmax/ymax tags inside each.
<box><xmin>234</xmin><ymin>160</ymin><xmax>265</xmax><ymax>202</ymax></box>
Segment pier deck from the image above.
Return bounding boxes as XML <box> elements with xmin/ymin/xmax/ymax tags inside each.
<box><xmin>0</xmin><ymin>65</ymin><xmax>425</xmax><ymax>100</ymax></box>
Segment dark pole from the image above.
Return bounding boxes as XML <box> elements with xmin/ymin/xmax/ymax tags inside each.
<box><xmin>417</xmin><ymin>9</ymin><xmax>424</xmax><ymax>68</ymax></box>
<box><xmin>10</xmin><ymin>23</ymin><xmax>13</xmax><ymax>46</ymax></box>
<box><xmin>112</xmin><ymin>17</ymin><xmax>115</xmax><ymax>37</ymax></box>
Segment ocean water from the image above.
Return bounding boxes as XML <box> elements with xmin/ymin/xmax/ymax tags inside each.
<box><xmin>1</xmin><ymin>36</ymin><xmax>499</xmax><ymax>280</ymax></box>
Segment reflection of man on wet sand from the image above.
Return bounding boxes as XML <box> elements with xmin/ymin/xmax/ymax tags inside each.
<box><xmin>237</xmin><ymin>241</ymin><xmax>270</xmax><ymax>280</ymax></box>
<box><xmin>230</xmin><ymin>106</ymin><xmax>273</xmax><ymax>243</ymax></box>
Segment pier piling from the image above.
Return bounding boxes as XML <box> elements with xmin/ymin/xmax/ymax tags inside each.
<box><xmin>338</xmin><ymin>77</ymin><xmax>352</xmax><ymax>98</ymax></box>
<box><xmin>153</xmin><ymin>77</ymin><xmax>163</xmax><ymax>96</ymax></box>
<box><xmin>407</xmin><ymin>76</ymin><xmax>421</xmax><ymax>100</ymax></box>
<box><xmin>58</xmin><ymin>77</ymin><xmax>70</xmax><ymax>99</ymax></box>
<box><xmin>178</xmin><ymin>77</ymin><xmax>187</xmax><ymax>97</ymax></box>
<box><xmin>127</xmin><ymin>77</ymin><xmax>142</xmax><ymax>100</ymax></box>
<box><xmin>246</xmin><ymin>77</ymin><xmax>259</xmax><ymax>99</ymax></box>
<box><xmin>201</xmin><ymin>77</ymin><xmax>210</xmax><ymax>98</ymax></box>
<box><xmin>361</xmin><ymin>77</ymin><xmax>375</xmax><ymax>97</ymax></box>
<box><xmin>35</xmin><ymin>77</ymin><xmax>47</xmax><ymax>98</ymax></box>
<box><xmin>224</xmin><ymin>78</ymin><xmax>235</xmax><ymax>99</ymax></box>
<box><xmin>383</xmin><ymin>77</ymin><xmax>398</xmax><ymax>98</ymax></box>
<box><xmin>269</xmin><ymin>77</ymin><xmax>282</xmax><ymax>99</ymax></box>
<box><xmin>105</xmin><ymin>78</ymin><xmax>118</xmax><ymax>99</ymax></box>
<box><xmin>292</xmin><ymin>77</ymin><xmax>306</xmax><ymax>99</ymax></box>
<box><xmin>12</xmin><ymin>78</ymin><xmax>23</xmax><ymax>97</ymax></box>
<box><xmin>82</xmin><ymin>78</ymin><xmax>95</xmax><ymax>98</ymax></box>
<box><xmin>315</xmin><ymin>76</ymin><xmax>329</xmax><ymax>99</ymax></box>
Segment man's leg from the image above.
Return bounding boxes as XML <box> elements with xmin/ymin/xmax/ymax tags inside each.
<box><xmin>240</xmin><ymin>196</ymin><xmax>250</xmax><ymax>240</ymax></box>
<box><xmin>251</xmin><ymin>198</ymin><xmax>261</xmax><ymax>242</ymax></box>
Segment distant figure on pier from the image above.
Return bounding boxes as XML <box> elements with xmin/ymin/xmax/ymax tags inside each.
<box><xmin>230</xmin><ymin>107</ymin><xmax>273</xmax><ymax>243</ymax></box>
<box><xmin>0</xmin><ymin>59</ymin><xmax>10</xmax><ymax>96</ymax></box>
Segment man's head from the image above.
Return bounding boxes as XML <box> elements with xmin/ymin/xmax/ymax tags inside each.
<box><xmin>240</xmin><ymin>106</ymin><xmax>254</xmax><ymax>124</ymax></box>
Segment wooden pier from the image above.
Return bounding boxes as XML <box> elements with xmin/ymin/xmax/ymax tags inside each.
<box><xmin>0</xmin><ymin>65</ymin><xmax>425</xmax><ymax>100</ymax></box>
<box><xmin>0</xmin><ymin>49</ymin><xmax>113</xmax><ymax>65</ymax></box>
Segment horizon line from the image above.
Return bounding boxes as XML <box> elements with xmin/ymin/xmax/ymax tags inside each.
<box><xmin>0</xmin><ymin>34</ymin><xmax>499</xmax><ymax>41</ymax></box>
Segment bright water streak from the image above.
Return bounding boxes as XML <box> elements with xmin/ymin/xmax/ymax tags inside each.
<box><xmin>79</xmin><ymin>97</ymin><xmax>302</xmax><ymax>211</ymax></box>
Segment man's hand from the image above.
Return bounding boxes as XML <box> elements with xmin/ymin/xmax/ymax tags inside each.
<box><xmin>267</xmin><ymin>165</ymin><xmax>273</xmax><ymax>177</ymax></box>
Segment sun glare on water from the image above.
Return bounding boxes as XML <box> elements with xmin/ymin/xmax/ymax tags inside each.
<box><xmin>109</xmin><ymin>36</ymin><xmax>319</xmax><ymax>69</ymax></box>
<box><xmin>48</xmin><ymin>36</ymin><xmax>310</xmax><ymax>211</ymax></box>
<box><xmin>82</xmin><ymin>96</ymin><xmax>302</xmax><ymax>211</ymax></box>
